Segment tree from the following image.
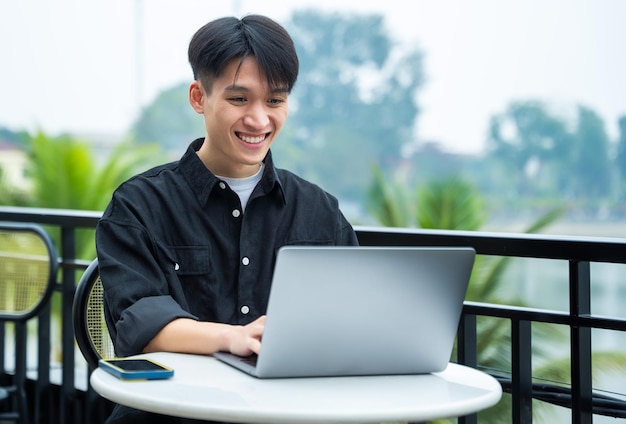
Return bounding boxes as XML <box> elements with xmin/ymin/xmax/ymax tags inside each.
<box><xmin>486</xmin><ymin>101</ymin><xmax>573</xmax><ymax>198</ymax></box>
<box><xmin>615</xmin><ymin>116</ymin><xmax>626</xmax><ymax>201</ymax></box>
<box><xmin>486</xmin><ymin>101</ymin><xmax>615</xmax><ymax>218</ymax></box>
<box><xmin>569</xmin><ymin>106</ymin><xmax>612</xmax><ymax>200</ymax></box>
<box><xmin>130</xmin><ymin>82</ymin><xmax>205</xmax><ymax>156</ymax></box>
<box><xmin>615</xmin><ymin>116</ymin><xmax>626</xmax><ymax>176</ymax></box>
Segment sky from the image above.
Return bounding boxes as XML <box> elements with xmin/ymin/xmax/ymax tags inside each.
<box><xmin>1</xmin><ymin>0</ymin><xmax>625</xmax><ymax>154</ymax></box>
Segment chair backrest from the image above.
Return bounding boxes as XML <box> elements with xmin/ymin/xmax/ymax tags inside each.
<box><xmin>0</xmin><ymin>222</ymin><xmax>58</xmax><ymax>423</ymax></box>
<box><xmin>72</xmin><ymin>258</ymin><xmax>115</xmax><ymax>369</ymax></box>
<box><xmin>0</xmin><ymin>222</ymin><xmax>57</xmax><ymax>321</ymax></box>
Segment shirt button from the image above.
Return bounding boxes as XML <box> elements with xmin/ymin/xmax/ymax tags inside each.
<box><xmin>241</xmin><ymin>305</ymin><xmax>250</xmax><ymax>314</ymax></box>
<box><xmin>219</xmin><ymin>182</ymin><xmax>226</xmax><ymax>189</ymax></box>
<box><xmin>232</xmin><ymin>209</ymin><xmax>241</xmax><ymax>218</ymax></box>
<box><xmin>242</xmin><ymin>257</ymin><xmax>250</xmax><ymax>266</ymax></box>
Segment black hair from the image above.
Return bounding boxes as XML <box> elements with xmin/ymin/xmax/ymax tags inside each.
<box><xmin>188</xmin><ymin>15</ymin><xmax>299</xmax><ymax>93</ymax></box>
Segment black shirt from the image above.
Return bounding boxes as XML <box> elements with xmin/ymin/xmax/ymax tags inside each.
<box><xmin>96</xmin><ymin>138</ymin><xmax>358</xmax><ymax>356</ymax></box>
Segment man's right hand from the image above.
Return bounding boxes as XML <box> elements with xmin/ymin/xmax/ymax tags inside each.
<box><xmin>228</xmin><ymin>315</ymin><xmax>266</xmax><ymax>356</ymax></box>
<box><xmin>143</xmin><ymin>315</ymin><xmax>266</xmax><ymax>356</ymax></box>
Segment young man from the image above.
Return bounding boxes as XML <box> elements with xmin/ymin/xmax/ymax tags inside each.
<box><xmin>96</xmin><ymin>14</ymin><xmax>358</xmax><ymax>424</ymax></box>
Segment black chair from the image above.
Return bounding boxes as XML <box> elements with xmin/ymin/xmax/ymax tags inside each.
<box><xmin>72</xmin><ymin>258</ymin><xmax>115</xmax><ymax>370</ymax></box>
<box><xmin>0</xmin><ymin>222</ymin><xmax>58</xmax><ymax>424</ymax></box>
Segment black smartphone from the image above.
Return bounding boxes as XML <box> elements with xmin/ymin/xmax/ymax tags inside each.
<box><xmin>98</xmin><ymin>358</ymin><xmax>174</xmax><ymax>380</ymax></box>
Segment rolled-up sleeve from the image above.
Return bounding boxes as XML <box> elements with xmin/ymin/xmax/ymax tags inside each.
<box><xmin>113</xmin><ymin>296</ymin><xmax>196</xmax><ymax>356</ymax></box>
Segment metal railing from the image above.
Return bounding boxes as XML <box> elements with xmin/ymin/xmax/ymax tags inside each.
<box><xmin>1</xmin><ymin>206</ymin><xmax>626</xmax><ymax>423</ymax></box>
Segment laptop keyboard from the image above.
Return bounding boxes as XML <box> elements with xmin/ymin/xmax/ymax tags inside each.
<box><xmin>241</xmin><ymin>354</ymin><xmax>258</xmax><ymax>366</ymax></box>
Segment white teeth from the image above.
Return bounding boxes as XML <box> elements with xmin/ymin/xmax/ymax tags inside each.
<box><xmin>239</xmin><ymin>134</ymin><xmax>265</xmax><ymax>144</ymax></box>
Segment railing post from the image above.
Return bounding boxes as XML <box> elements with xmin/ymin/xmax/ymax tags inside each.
<box><xmin>35</xmin><ymin>302</ymin><xmax>52</xmax><ymax>424</ymax></box>
<box><xmin>511</xmin><ymin>318</ymin><xmax>533</xmax><ymax>423</ymax></box>
<box><xmin>14</xmin><ymin>321</ymin><xmax>29</xmax><ymax>422</ymax></box>
<box><xmin>457</xmin><ymin>312</ymin><xmax>479</xmax><ymax>424</ymax></box>
<box><xmin>570</xmin><ymin>260</ymin><xmax>593</xmax><ymax>424</ymax></box>
<box><xmin>457</xmin><ymin>311</ymin><xmax>478</xmax><ymax>367</ymax></box>
<box><xmin>61</xmin><ymin>226</ymin><xmax>77</xmax><ymax>424</ymax></box>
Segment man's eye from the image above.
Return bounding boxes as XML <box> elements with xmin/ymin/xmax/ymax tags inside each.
<box><xmin>268</xmin><ymin>98</ymin><xmax>285</xmax><ymax>105</ymax></box>
<box><xmin>229</xmin><ymin>97</ymin><xmax>246</xmax><ymax>103</ymax></box>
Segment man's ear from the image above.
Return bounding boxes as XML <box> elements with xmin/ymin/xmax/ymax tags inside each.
<box><xmin>189</xmin><ymin>81</ymin><xmax>204</xmax><ymax>114</ymax></box>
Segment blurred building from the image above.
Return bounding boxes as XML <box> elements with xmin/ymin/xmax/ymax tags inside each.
<box><xmin>0</xmin><ymin>140</ymin><xmax>29</xmax><ymax>191</ymax></box>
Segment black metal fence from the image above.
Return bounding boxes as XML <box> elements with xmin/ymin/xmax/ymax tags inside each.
<box><xmin>1</xmin><ymin>206</ymin><xmax>626</xmax><ymax>423</ymax></box>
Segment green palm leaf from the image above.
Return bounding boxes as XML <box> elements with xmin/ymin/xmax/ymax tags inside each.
<box><xmin>4</xmin><ymin>131</ymin><xmax>162</xmax><ymax>259</ymax></box>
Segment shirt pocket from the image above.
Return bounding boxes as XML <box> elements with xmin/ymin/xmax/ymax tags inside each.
<box><xmin>163</xmin><ymin>245</ymin><xmax>210</xmax><ymax>276</ymax></box>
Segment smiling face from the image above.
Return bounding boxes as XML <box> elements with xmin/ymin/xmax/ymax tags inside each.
<box><xmin>189</xmin><ymin>56</ymin><xmax>289</xmax><ymax>178</ymax></box>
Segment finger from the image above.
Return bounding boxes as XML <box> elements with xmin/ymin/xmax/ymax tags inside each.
<box><xmin>249</xmin><ymin>338</ymin><xmax>262</xmax><ymax>355</ymax></box>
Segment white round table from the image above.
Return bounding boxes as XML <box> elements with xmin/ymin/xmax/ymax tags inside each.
<box><xmin>90</xmin><ymin>352</ymin><xmax>502</xmax><ymax>423</ymax></box>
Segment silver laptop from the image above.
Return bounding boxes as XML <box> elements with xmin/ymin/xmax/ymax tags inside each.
<box><xmin>213</xmin><ymin>245</ymin><xmax>475</xmax><ymax>378</ymax></box>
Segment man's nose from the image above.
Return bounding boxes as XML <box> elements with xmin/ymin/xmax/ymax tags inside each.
<box><xmin>243</xmin><ymin>103</ymin><xmax>270</xmax><ymax>128</ymax></box>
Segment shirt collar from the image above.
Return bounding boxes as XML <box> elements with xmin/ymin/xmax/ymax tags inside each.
<box><xmin>258</xmin><ymin>150</ymin><xmax>287</xmax><ymax>206</ymax></box>
<box><xmin>180</xmin><ymin>138</ymin><xmax>286</xmax><ymax>206</ymax></box>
